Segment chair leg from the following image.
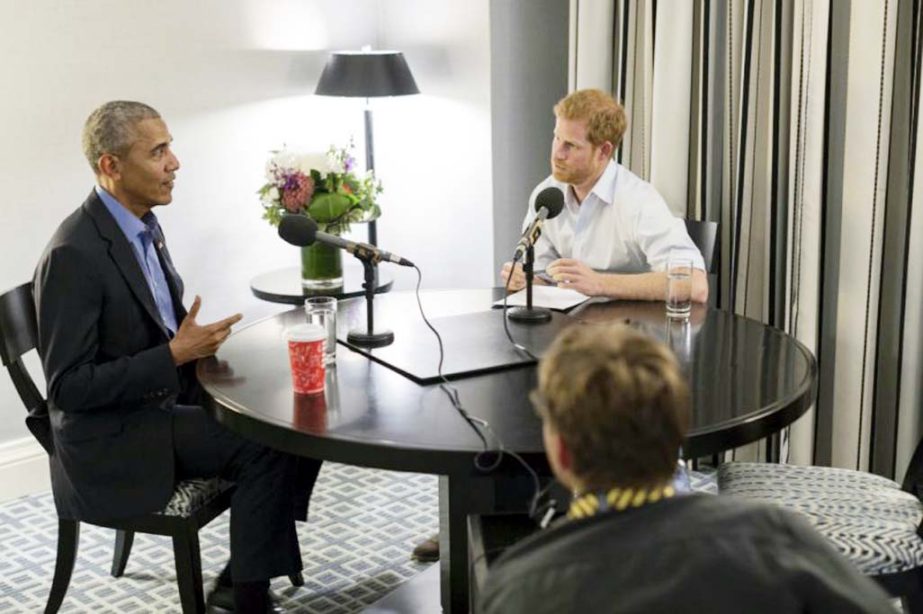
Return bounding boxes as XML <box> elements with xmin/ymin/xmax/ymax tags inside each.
<box><xmin>764</xmin><ymin>433</ymin><xmax>778</xmax><ymax>462</ymax></box>
<box><xmin>905</xmin><ymin>594</ymin><xmax>923</xmax><ymax>614</ymax></box>
<box><xmin>171</xmin><ymin>523</ymin><xmax>205</xmax><ymax>614</ymax></box>
<box><xmin>902</xmin><ymin>570</ymin><xmax>923</xmax><ymax>614</ymax></box>
<box><xmin>289</xmin><ymin>572</ymin><xmax>305</xmax><ymax>586</ymax></box>
<box><xmin>44</xmin><ymin>519</ymin><xmax>79</xmax><ymax>614</ymax></box>
<box><xmin>111</xmin><ymin>529</ymin><xmax>134</xmax><ymax>577</ymax></box>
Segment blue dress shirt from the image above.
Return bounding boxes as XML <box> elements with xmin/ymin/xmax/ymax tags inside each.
<box><xmin>95</xmin><ymin>186</ymin><xmax>179</xmax><ymax>335</ymax></box>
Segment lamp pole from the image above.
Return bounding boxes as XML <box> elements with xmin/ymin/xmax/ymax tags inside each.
<box><xmin>315</xmin><ymin>49</ymin><xmax>418</xmax><ymax>247</ymax></box>
<box><xmin>364</xmin><ymin>97</ymin><xmax>377</xmax><ymax>246</ymax></box>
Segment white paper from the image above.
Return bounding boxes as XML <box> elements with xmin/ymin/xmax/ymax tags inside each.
<box><xmin>494</xmin><ymin>285</ymin><xmax>590</xmax><ymax>311</ymax></box>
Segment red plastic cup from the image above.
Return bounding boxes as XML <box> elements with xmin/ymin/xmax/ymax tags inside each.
<box><xmin>285</xmin><ymin>324</ymin><xmax>326</xmax><ymax>395</ymax></box>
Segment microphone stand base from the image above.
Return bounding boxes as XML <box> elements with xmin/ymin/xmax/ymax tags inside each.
<box><xmin>347</xmin><ymin>328</ymin><xmax>395</xmax><ymax>348</ymax></box>
<box><xmin>507</xmin><ymin>306</ymin><xmax>553</xmax><ymax>324</ymax></box>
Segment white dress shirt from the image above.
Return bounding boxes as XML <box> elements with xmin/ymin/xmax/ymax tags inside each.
<box><xmin>523</xmin><ymin>161</ymin><xmax>706</xmax><ymax>273</ymax></box>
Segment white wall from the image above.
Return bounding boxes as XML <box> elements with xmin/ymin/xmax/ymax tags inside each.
<box><xmin>0</xmin><ymin>0</ymin><xmax>493</xmax><ymax>455</ymax></box>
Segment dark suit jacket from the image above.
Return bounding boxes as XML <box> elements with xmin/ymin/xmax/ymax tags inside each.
<box><xmin>33</xmin><ymin>190</ymin><xmax>200</xmax><ymax>522</ymax></box>
<box><xmin>480</xmin><ymin>495</ymin><xmax>894</xmax><ymax>614</ymax></box>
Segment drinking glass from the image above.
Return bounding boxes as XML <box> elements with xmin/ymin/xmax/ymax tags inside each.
<box><xmin>666</xmin><ymin>255</ymin><xmax>693</xmax><ymax>319</ymax></box>
<box><xmin>304</xmin><ymin>296</ymin><xmax>337</xmax><ymax>365</ymax></box>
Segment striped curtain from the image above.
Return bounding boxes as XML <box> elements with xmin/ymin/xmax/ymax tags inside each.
<box><xmin>570</xmin><ymin>0</ymin><xmax>923</xmax><ymax>476</ymax></box>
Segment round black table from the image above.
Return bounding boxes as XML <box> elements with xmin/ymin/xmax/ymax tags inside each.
<box><xmin>249</xmin><ymin>266</ymin><xmax>393</xmax><ymax>305</ymax></box>
<box><xmin>199</xmin><ymin>289</ymin><xmax>817</xmax><ymax>612</ymax></box>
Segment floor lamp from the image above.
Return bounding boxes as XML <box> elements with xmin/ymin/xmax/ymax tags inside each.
<box><xmin>314</xmin><ymin>50</ymin><xmax>420</xmax><ymax>246</ymax></box>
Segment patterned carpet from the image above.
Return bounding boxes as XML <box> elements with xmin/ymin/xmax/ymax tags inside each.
<box><xmin>0</xmin><ymin>463</ymin><xmax>439</xmax><ymax>613</ymax></box>
<box><xmin>0</xmin><ymin>464</ymin><xmax>719</xmax><ymax>613</ymax></box>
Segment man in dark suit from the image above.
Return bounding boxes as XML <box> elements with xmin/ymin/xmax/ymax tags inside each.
<box><xmin>33</xmin><ymin>100</ymin><xmax>317</xmax><ymax>613</ymax></box>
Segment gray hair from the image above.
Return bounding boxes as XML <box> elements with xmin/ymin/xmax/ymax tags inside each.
<box><xmin>82</xmin><ymin>101</ymin><xmax>161</xmax><ymax>173</ymax></box>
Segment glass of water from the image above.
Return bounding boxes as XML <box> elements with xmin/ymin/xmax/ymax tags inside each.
<box><xmin>304</xmin><ymin>296</ymin><xmax>337</xmax><ymax>365</ymax></box>
<box><xmin>666</xmin><ymin>255</ymin><xmax>693</xmax><ymax>319</ymax></box>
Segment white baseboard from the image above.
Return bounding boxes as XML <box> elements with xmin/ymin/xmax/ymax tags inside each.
<box><xmin>0</xmin><ymin>436</ymin><xmax>50</xmax><ymax>502</ymax></box>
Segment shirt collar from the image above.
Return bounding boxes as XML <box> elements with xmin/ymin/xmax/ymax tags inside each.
<box><xmin>96</xmin><ymin>185</ymin><xmax>158</xmax><ymax>241</ymax></box>
<box><xmin>588</xmin><ymin>159</ymin><xmax>618</xmax><ymax>206</ymax></box>
<box><xmin>567</xmin><ymin>482</ymin><xmax>676</xmax><ymax>521</ymax></box>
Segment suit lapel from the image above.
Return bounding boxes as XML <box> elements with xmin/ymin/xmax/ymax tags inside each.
<box><xmin>83</xmin><ymin>191</ymin><xmax>171</xmax><ymax>339</ymax></box>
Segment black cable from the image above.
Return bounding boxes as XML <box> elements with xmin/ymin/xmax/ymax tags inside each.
<box><xmin>411</xmin><ymin>265</ymin><xmax>543</xmax><ymax>518</ymax></box>
<box><xmin>496</xmin><ymin>262</ymin><xmax>548</xmax><ymax>516</ymax></box>
<box><xmin>500</xmin><ymin>261</ymin><xmax>539</xmax><ymax>360</ymax></box>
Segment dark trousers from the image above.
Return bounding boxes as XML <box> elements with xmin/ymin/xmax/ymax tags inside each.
<box><xmin>171</xmin><ymin>405</ymin><xmax>303</xmax><ymax>583</ymax></box>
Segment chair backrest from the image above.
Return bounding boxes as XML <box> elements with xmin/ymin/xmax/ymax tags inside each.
<box><xmin>684</xmin><ymin>219</ymin><xmax>720</xmax><ymax>275</ymax></box>
<box><xmin>0</xmin><ymin>282</ymin><xmax>52</xmax><ymax>453</ymax></box>
<box><xmin>901</xmin><ymin>436</ymin><xmax>923</xmax><ymax>499</ymax></box>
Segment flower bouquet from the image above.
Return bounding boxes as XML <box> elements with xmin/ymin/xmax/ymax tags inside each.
<box><xmin>259</xmin><ymin>143</ymin><xmax>382</xmax><ymax>287</ymax></box>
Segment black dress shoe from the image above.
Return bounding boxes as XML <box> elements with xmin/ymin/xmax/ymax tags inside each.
<box><xmin>205</xmin><ymin>583</ymin><xmax>235</xmax><ymax>613</ymax></box>
<box><xmin>411</xmin><ymin>534</ymin><xmax>440</xmax><ymax>562</ymax></box>
<box><xmin>205</xmin><ymin>584</ymin><xmax>284</xmax><ymax>613</ymax></box>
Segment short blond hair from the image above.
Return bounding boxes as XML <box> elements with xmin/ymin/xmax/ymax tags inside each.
<box><xmin>553</xmin><ymin>89</ymin><xmax>628</xmax><ymax>152</ymax></box>
<box><xmin>532</xmin><ymin>324</ymin><xmax>689</xmax><ymax>491</ymax></box>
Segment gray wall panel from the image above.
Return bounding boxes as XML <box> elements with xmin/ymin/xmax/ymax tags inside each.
<box><xmin>490</xmin><ymin>0</ymin><xmax>569</xmax><ymax>275</ymax></box>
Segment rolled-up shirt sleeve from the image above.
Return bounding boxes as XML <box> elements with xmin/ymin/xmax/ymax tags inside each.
<box><xmin>634</xmin><ymin>192</ymin><xmax>706</xmax><ymax>273</ymax></box>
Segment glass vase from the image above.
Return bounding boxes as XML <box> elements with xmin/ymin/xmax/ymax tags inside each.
<box><xmin>301</xmin><ymin>241</ymin><xmax>343</xmax><ymax>290</ymax></box>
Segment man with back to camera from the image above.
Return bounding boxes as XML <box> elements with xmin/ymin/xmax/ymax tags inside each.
<box><xmin>33</xmin><ymin>100</ymin><xmax>320</xmax><ymax>613</ymax></box>
<box><xmin>479</xmin><ymin>323</ymin><xmax>894</xmax><ymax>613</ymax></box>
<box><xmin>500</xmin><ymin>88</ymin><xmax>708</xmax><ymax>303</ymax></box>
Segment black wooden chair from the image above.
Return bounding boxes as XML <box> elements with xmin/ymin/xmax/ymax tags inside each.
<box><xmin>718</xmin><ymin>440</ymin><xmax>923</xmax><ymax>612</ymax></box>
<box><xmin>684</xmin><ymin>219</ymin><xmax>719</xmax><ymax>310</ymax></box>
<box><xmin>0</xmin><ymin>282</ymin><xmax>301</xmax><ymax>613</ymax></box>
<box><xmin>683</xmin><ymin>218</ymin><xmax>719</xmax><ymax>275</ymax></box>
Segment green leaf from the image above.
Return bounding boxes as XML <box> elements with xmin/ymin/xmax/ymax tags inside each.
<box><xmin>262</xmin><ymin>206</ymin><xmax>283</xmax><ymax>226</ymax></box>
<box><xmin>307</xmin><ymin>192</ymin><xmax>353</xmax><ymax>223</ymax></box>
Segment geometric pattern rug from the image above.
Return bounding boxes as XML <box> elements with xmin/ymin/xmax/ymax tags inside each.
<box><xmin>0</xmin><ymin>463</ymin><xmax>439</xmax><ymax>613</ymax></box>
<box><xmin>688</xmin><ymin>467</ymin><xmax>718</xmax><ymax>494</ymax></box>
<box><xmin>0</xmin><ymin>463</ymin><xmax>718</xmax><ymax>613</ymax></box>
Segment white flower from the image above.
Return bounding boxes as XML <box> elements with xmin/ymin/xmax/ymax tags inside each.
<box><xmin>264</xmin><ymin>150</ymin><xmax>331</xmax><ymax>186</ymax></box>
<box><xmin>295</xmin><ymin>152</ymin><xmax>330</xmax><ymax>175</ymax></box>
<box><xmin>259</xmin><ymin>185</ymin><xmax>280</xmax><ymax>206</ymax></box>
<box><xmin>325</xmin><ymin>147</ymin><xmax>344</xmax><ymax>174</ymax></box>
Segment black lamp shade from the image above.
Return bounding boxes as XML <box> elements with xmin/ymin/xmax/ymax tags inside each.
<box><xmin>315</xmin><ymin>51</ymin><xmax>420</xmax><ymax>98</ymax></box>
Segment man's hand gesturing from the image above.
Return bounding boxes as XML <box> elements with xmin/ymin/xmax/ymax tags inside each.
<box><xmin>168</xmin><ymin>296</ymin><xmax>243</xmax><ymax>366</ymax></box>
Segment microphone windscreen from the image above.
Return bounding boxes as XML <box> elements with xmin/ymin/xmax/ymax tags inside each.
<box><xmin>278</xmin><ymin>214</ymin><xmax>318</xmax><ymax>247</ymax></box>
<box><xmin>534</xmin><ymin>187</ymin><xmax>564</xmax><ymax>219</ymax></box>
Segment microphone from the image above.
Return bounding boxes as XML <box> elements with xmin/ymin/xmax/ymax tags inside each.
<box><xmin>513</xmin><ymin>187</ymin><xmax>564</xmax><ymax>262</ymax></box>
<box><xmin>278</xmin><ymin>214</ymin><xmax>415</xmax><ymax>267</ymax></box>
